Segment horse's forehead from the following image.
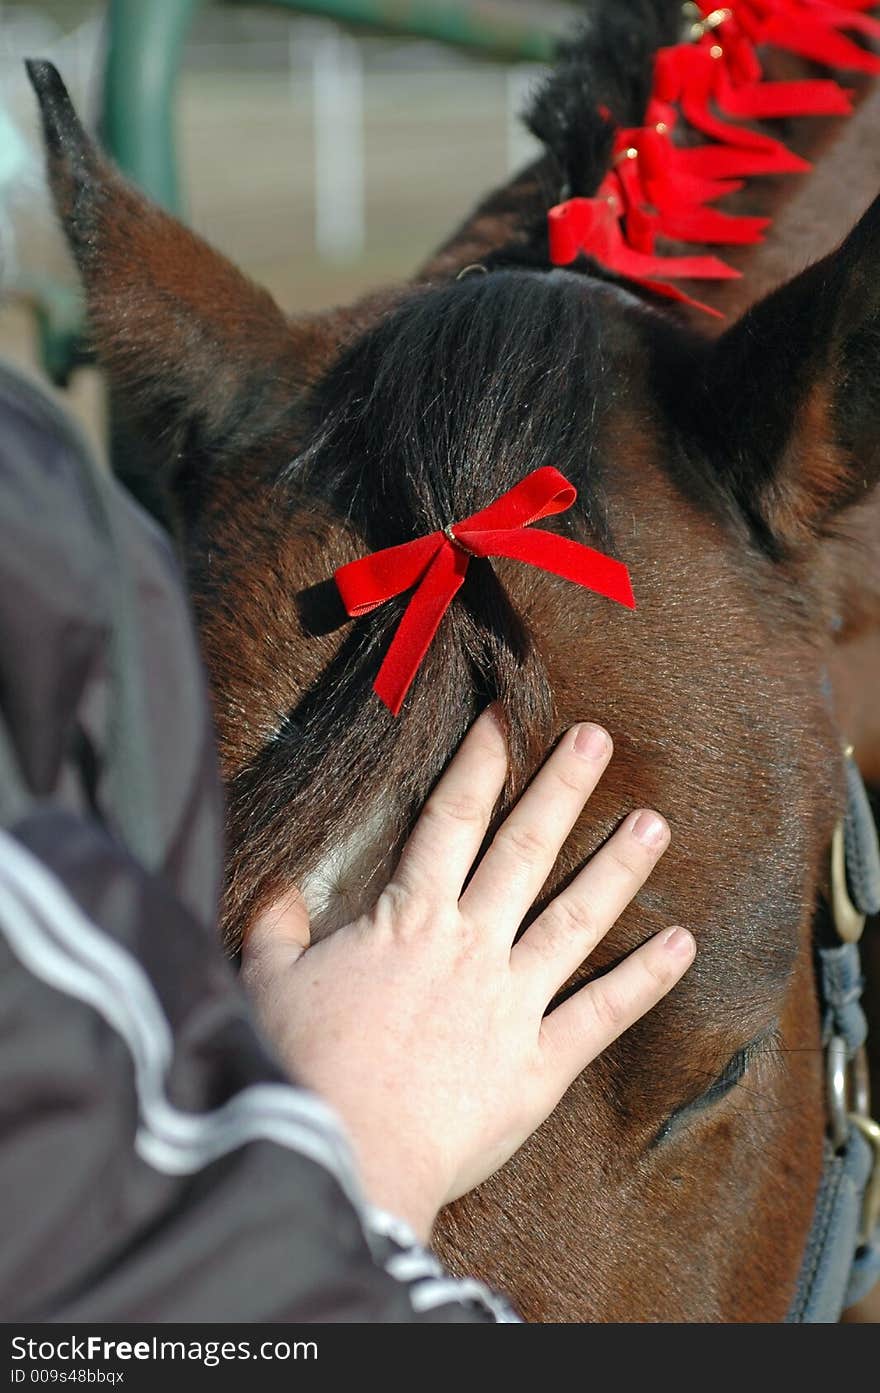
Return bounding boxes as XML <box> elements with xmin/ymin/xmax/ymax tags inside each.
<box><xmin>197</xmin><ymin>370</ymin><xmax>839</xmax><ymax>966</ymax></box>
<box><xmin>500</xmin><ymin>462</ymin><xmax>841</xmax><ymax>1030</ymax></box>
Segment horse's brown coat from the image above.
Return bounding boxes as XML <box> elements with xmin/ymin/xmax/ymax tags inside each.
<box><xmin>27</xmin><ymin>23</ymin><xmax>880</xmax><ymax>1320</ymax></box>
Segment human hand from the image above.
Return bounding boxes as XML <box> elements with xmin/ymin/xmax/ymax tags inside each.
<box><xmin>240</xmin><ymin>710</ymin><xmax>694</xmax><ymax>1241</ymax></box>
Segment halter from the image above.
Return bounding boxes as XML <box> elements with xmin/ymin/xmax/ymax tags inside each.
<box><xmin>787</xmin><ymin>746</ymin><xmax>880</xmax><ymax>1320</ymax></box>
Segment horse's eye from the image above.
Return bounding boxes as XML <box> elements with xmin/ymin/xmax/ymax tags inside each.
<box><xmin>653</xmin><ymin>1031</ymin><xmax>775</xmax><ymax>1146</ymax></box>
<box><xmin>691</xmin><ymin>1045</ymin><xmax>751</xmax><ymax>1110</ymax></box>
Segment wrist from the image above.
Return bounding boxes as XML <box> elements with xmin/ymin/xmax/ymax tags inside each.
<box><xmin>349</xmin><ymin>1132</ymin><xmax>446</xmax><ymax>1244</ymax></box>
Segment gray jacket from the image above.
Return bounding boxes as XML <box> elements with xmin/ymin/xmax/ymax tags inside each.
<box><xmin>0</xmin><ymin>361</ymin><xmax>514</xmax><ymax>1323</ymax></box>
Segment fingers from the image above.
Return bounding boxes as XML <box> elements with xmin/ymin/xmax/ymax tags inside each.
<box><xmin>392</xmin><ymin>707</ymin><xmax>509</xmax><ymax>902</ymax></box>
<box><xmin>459</xmin><ymin>723</ymin><xmax>613</xmax><ymax>936</ymax></box>
<box><xmin>512</xmin><ymin>809</ymin><xmax>670</xmax><ymax>1004</ymax></box>
<box><xmin>540</xmin><ymin>926</ymin><xmax>696</xmax><ymax>1087</ymax></box>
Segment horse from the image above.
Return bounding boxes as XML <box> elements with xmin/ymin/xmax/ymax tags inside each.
<box><xmin>26</xmin><ymin>0</ymin><xmax>880</xmax><ymax>1322</ymax></box>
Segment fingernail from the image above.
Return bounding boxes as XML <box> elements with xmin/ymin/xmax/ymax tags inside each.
<box><xmin>573</xmin><ymin>723</ymin><xmax>610</xmax><ymax>760</ymax></box>
<box><xmin>631</xmin><ymin>811</ymin><xmax>667</xmax><ymax>848</ymax></box>
<box><xmin>661</xmin><ymin>926</ymin><xmax>695</xmax><ymax>958</ymax></box>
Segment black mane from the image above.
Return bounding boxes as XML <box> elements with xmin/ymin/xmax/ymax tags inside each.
<box><xmin>528</xmin><ymin>0</ymin><xmax>685</xmax><ymax>198</ymax></box>
<box><xmin>269</xmin><ymin>269</ymin><xmax>633</xmax><ymax>820</ymax></box>
<box><xmin>296</xmin><ymin>270</ymin><xmax>615</xmax><ymax>551</ymax></box>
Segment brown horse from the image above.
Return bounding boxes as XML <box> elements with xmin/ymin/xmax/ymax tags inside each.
<box><xmin>27</xmin><ymin>0</ymin><xmax>880</xmax><ymax>1322</ymax></box>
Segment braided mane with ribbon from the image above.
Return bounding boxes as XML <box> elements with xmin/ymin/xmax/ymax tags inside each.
<box><xmin>336</xmin><ymin>0</ymin><xmax>879</xmax><ymax>714</ymax></box>
<box><xmin>548</xmin><ymin>0</ymin><xmax>880</xmax><ymax>314</ymax></box>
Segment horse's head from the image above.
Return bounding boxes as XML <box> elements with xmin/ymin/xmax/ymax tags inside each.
<box><xmin>28</xmin><ymin>52</ymin><xmax>880</xmax><ymax>1320</ymax></box>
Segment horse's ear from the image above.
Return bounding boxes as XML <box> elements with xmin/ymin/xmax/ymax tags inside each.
<box><xmin>700</xmin><ymin>192</ymin><xmax>880</xmax><ymax>552</ymax></box>
<box><xmin>26</xmin><ymin>60</ymin><xmax>330</xmax><ymax>494</ymax></box>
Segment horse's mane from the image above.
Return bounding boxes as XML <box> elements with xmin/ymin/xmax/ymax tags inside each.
<box><xmin>527</xmin><ymin>0</ymin><xmax>683</xmax><ymax>198</ymax></box>
<box><xmin>224</xmin><ymin>3</ymin><xmax>696</xmax><ymax>936</ymax></box>
<box><xmin>291</xmin><ymin>268</ymin><xmax>616</xmax><ymax>735</ymax></box>
<box><xmin>483</xmin><ymin>3</ymin><xmax>689</xmax><ymax>286</ymax></box>
<box><xmin>229</xmin><ymin>267</ymin><xmax>645</xmax><ymax>937</ymax></box>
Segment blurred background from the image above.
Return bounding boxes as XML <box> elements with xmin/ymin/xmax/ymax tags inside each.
<box><xmin>0</xmin><ymin>0</ymin><xmax>577</xmax><ymax>454</ymax></box>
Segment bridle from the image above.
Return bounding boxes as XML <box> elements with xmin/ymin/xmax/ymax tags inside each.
<box><xmin>786</xmin><ymin>746</ymin><xmax>880</xmax><ymax>1321</ymax></box>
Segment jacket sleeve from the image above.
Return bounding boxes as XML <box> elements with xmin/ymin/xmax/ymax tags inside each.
<box><xmin>0</xmin><ymin>361</ymin><xmax>518</xmax><ymax>1324</ymax></box>
<box><xmin>0</xmin><ymin>809</ymin><xmax>516</xmax><ymax>1322</ymax></box>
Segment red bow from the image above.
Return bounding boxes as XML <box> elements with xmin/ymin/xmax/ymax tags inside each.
<box><xmin>334</xmin><ymin>466</ymin><xmax>636</xmax><ymax>715</ymax></box>
<box><xmin>548</xmin><ymin>0</ymin><xmax>878</xmax><ymax>318</ymax></box>
<box><xmin>612</xmin><ymin>125</ymin><xmax>772</xmax><ymax>249</ymax></box>
<box><xmin>653</xmin><ymin>27</ymin><xmax>851</xmax><ymax>157</ymax></box>
<box><xmin>548</xmin><ymin>187</ymin><xmax>738</xmax><ymax>317</ymax></box>
<box><xmin>743</xmin><ymin>0</ymin><xmax>880</xmax><ymax>74</ymax></box>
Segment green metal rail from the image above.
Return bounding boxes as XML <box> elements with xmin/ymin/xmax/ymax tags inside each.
<box><xmin>102</xmin><ymin>0</ymin><xmax>202</xmax><ymax>212</ymax></box>
<box><xmin>103</xmin><ymin>0</ymin><xmax>558</xmax><ymax>213</ymax></box>
<box><xmin>232</xmin><ymin>1</ymin><xmax>558</xmax><ymax>63</ymax></box>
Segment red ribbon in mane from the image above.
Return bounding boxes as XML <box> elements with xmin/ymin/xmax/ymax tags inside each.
<box><xmin>548</xmin><ymin>0</ymin><xmax>880</xmax><ymax>313</ymax></box>
<box><xmin>334</xmin><ymin>467</ymin><xmax>636</xmax><ymax>715</ymax></box>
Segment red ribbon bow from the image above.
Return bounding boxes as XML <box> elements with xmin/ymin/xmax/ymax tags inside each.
<box><xmin>547</xmin><ymin>0</ymin><xmax>880</xmax><ymax>319</ymax></box>
<box><xmin>746</xmin><ymin>0</ymin><xmax>880</xmax><ymax>74</ymax></box>
<box><xmin>548</xmin><ymin>188</ymin><xmax>738</xmax><ymax>317</ymax></box>
<box><xmin>334</xmin><ymin>466</ymin><xmax>636</xmax><ymax>715</ymax></box>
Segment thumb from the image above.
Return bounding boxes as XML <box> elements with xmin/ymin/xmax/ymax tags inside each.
<box><xmin>241</xmin><ymin>887</ymin><xmax>312</xmax><ymax>981</ymax></box>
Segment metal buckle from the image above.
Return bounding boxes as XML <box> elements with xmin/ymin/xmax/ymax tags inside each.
<box><xmin>830</xmin><ymin>820</ymin><xmax>866</xmax><ymax>944</ymax></box>
<box><xmin>850</xmin><ymin>1114</ymin><xmax>880</xmax><ymax>1246</ymax></box>
<box><xmin>822</xmin><ymin>744</ymin><xmax>879</xmax><ymax>1250</ymax></box>
<box><xmin>827</xmin><ymin>1037</ymin><xmax>868</xmax><ymax>1150</ymax></box>
<box><xmin>827</xmin><ymin>1037</ymin><xmax>880</xmax><ymax>1245</ymax></box>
